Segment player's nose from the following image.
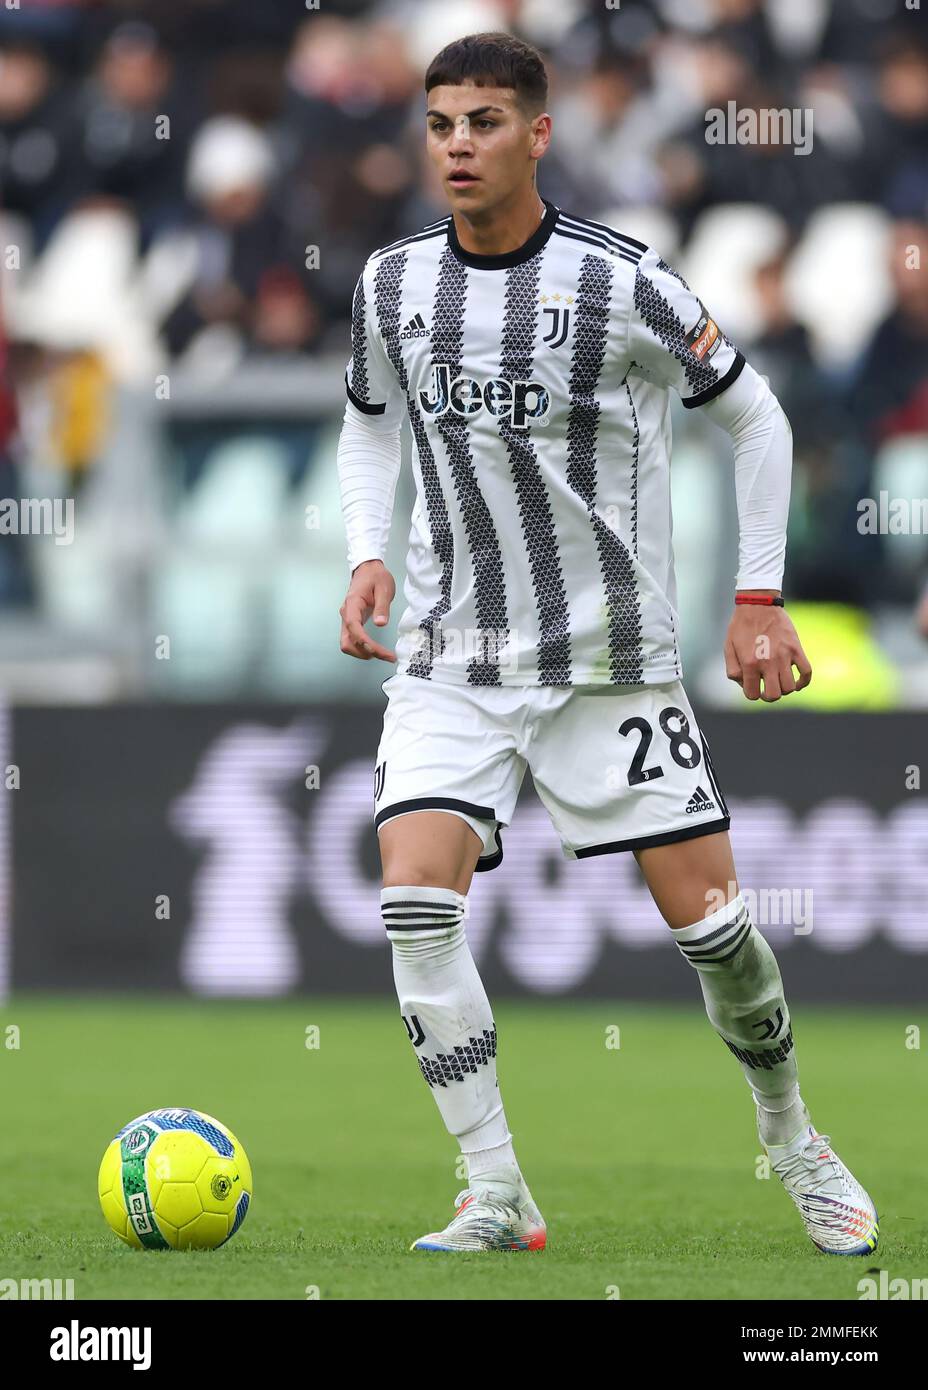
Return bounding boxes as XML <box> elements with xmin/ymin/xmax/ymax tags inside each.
<box><xmin>448</xmin><ymin>126</ymin><xmax>474</xmax><ymax>154</ymax></box>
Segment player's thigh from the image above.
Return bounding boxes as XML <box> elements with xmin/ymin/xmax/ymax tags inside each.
<box><xmin>528</xmin><ymin>681</ymin><xmax>732</xmax><ymax>903</ymax></box>
<box><xmin>373</xmin><ymin>672</ymin><xmax>524</xmax><ymax>891</ymax></box>
<box><xmin>379</xmin><ymin>810</ymin><xmax>484</xmax><ymax>894</ymax></box>
<box><xmin>635</xmin><ymin>829</ymin><xmax>739</xmax><ymax>931</ymax></box>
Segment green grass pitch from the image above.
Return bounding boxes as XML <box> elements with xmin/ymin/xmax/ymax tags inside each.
<box><xmin>0</xmin><ymin>997</ymin><xmax>923</xmax><ymax>1300</ymax></box>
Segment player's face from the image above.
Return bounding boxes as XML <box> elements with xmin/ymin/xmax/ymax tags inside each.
<box><xmin>426</xmin><ymin>84</ymin><xmax>547</xmax><ymax>214</ymax></box>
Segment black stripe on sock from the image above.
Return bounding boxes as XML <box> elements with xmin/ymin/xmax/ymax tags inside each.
<box><xmin>681</xmin><ymin>919</ymin><xmax>751</xmax><ymax>963</ymax></box>
<box><xmin>708</xmin><ymin>921</ymin><xmax>753</xmax><ymax>964</ymax></box>
<box><xmin>678</xmin><ymin>908</ymin><xmax>747</xmax><ymax>956</ymax></box>
<box><xmin>382</xmin><ymin>901</ymin><xmax>461</xmax><ymax>912</ymax></box>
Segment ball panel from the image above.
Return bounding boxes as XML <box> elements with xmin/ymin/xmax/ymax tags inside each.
<box><xmin>226</xmin><ymin>1191</ymin><xmax>250</xmax><ymax>1243</ymax></box>
<box><xmin>157</xmin><ymin>1216</ymin><xmax>180</xmax><ymax>1248</ymax></box>
<box><xmin>153</xmin><ymin>1180</ymin><xmax>203</xmax><ymax>1230</ymax></box>
<box><xmin>97</xmin><ymin>1138</ymin><xmax>122</xmax><ymax>1198</ymax></box>
<box><xmin>133</xmin><ymin>1108</ymin><xmax>235</xmax><ymax>1157</ymax></box>
<box><xmin>177</xmin><ymin>1211</ymin><xmax>229</xmax><ymax>1249</ymax></box>
<box><xmin>99</xmin><ymin>1188</ymin><xmax>132</xmax><ymax>1243</ymax></box>
<box><xmin>194</xmin><ymin>1111</ymin><xmax>240</xmax><ymax>1152</ymax></box>
<box><xmin>195</xmin><ymin>1155</ymin><xmax>243</xmax><ymax>1216</ymax></box>
<box><xmin>147</xmin><ymin>1132</ymin><xmax>209</xmax><ymax>1191</ymax></box>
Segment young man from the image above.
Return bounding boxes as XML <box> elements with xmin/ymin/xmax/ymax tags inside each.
<box><xmin>336</xmin><ymin>33</ymin><xmax>878</xmax><ymax>1256</ymax></box>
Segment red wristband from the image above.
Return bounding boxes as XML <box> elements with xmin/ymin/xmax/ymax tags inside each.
<box><xmin>735</xmin><ymin>595</ymin><xmax>785</xmax><ymax>607</ymax></box>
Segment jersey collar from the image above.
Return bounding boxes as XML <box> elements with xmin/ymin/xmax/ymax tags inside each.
<box><xmin>446</xmin><ymin>198</ymin><xmax>559</xmax><ymax>270</ymax></box>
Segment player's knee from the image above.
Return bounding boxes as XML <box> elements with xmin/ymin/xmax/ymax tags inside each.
<box><xmin>381</xmin><ymin>885</ymin><xmax>467</xmax><ymax>950</ymax></box>
<box><xmin>381</xmin><ymin>865</ymin><xmax>458</xmax><ymax>890</ymax></box>
<box><xmin>378</xmin><ymin>810</ymin><xmax>482</xmax><ymax>894</ymax></box>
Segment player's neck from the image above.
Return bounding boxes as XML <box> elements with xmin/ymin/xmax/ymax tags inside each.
<box><xmin>450</xmin><ymin>189</ymin><xmax>547</xmax><ymax>259</ymax></box>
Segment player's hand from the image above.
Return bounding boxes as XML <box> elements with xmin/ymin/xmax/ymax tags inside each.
<box><xmin>339</xmin><ymin>559</ymin><xmax>397</xmax><ymax>662</ymax></box>
<box><xmin>724</xmin><ymin>600</ymin><xmax>812</xmax><ymax>702</ymax></box>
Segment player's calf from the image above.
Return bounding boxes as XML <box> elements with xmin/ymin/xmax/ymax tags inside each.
<box><xmin>672</xmin><ymin>891</ymin><xmax>803</xmax><ymax>1142</ymax></box>
<box><xmin>672</xmin><ymin>891</ymin><xmax>878</xmax><ymax>1255</ymax></box>
<box><xmin>382</xmin><ymin>884</ymin><xmax>538</xmax><ymax>1247</ymax></box>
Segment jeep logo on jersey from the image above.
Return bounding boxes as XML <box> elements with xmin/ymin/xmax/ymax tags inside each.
<box><xmin>418</xmin><ymin>363</ymin><xmax>550</xmax><ymax>430</ymax></box>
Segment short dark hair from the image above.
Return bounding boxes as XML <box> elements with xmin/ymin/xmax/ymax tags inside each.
<box><xmin>424</xmin><ymin>32</ymin><xmax>548</xmax><ymax>116</ymax></box>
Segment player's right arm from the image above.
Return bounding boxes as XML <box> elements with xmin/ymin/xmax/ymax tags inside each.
<box><xmin>336</xmin><ymin>266</ymin><xmax>405</xmax><ymax>663</ymax></box>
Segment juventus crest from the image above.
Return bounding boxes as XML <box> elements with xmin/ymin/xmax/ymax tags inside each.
<box><xmin>539</xmin><ymin>291</ymin><xmax>574</xmax><ymax>349</ymax></box>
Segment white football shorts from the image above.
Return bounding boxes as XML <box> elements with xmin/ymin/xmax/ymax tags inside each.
<box><xmin>373</xmin><ymin>672</ymin><xmax>730</xmax><ymax>871</ymax></box>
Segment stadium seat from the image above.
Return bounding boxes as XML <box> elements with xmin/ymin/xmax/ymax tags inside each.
<box><xmin>681</xmin><ymin>205</ymin><xmax>790</xmax><ymax>342</ymax></box>
<box><xmin>785</xmin><ymin>205</ymin><xmax>893</xmax><ymax>368</ymax></box>
<box><xmin>872</xmin><ymin>434</ymin><xmax>928</xmax><ymax>577</ymax></box>
<box><xmin>175</xmin><ymin>438</ymin><xmax>291</xmax><ymax>545</ymax></box>
<box><xmin>148</xmin><ymin>554</ymin><xmax>257</xmax><ymax>690</ymax></box>
<box><xmin>6</xmin><ymin>207</ymin><xmax>159</xmax><ymax>376</ymax></box>
<box><xmin>146</xmin><ymin>438</ymin><xmax>294</xmax><ymax>687</ymax></box>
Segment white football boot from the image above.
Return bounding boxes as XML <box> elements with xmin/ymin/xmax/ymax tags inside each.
<box><xmin>767</xmin><ymin>1118</ymin><xmax>879</xmax><ymax>1256</ymax></box>
<box><xmin>410</xmin><ymin>1165</ymin><xmax>547</xmax><ymax>1252</ymax></box>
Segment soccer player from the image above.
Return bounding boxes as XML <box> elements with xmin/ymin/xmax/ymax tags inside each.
<box><xmin>336</xmin><ymin>33</ymin><xmax>878</xmax><ymax>1256</ymax></box>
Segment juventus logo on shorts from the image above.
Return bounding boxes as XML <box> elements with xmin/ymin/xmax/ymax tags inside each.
<box><xmin>541</xmin><ymin>305</ymin><xmax>570</xmax><ymax>349</ymax></box>
<box><xmin>373</xmin><ymin>761</ymin><xmax>386</xmax><ymax>803</ymax></box>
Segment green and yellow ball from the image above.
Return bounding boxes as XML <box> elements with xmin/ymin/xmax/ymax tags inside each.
<box><xmin>98</xmin><ymin>1108</ymin><xmax>252</xmax><ymax>1250</ymax></box>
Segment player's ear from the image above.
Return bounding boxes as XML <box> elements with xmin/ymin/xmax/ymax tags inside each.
<box><xmin>530</xmin><ymin>112</ymin><xmax>551</xmax><ymax>159</ymax></box>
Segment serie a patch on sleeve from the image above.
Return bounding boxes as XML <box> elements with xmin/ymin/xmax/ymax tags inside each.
<box><xmin>686</xmin><ymin>306</ymin><xmax>721</xmax><ymax>361</ymax></box>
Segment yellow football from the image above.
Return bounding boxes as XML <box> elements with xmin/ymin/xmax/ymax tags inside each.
<box><xmin>98</xmin><ymin>1108</ymin><xmax>252</xmax><ymax>1250</ymax></box>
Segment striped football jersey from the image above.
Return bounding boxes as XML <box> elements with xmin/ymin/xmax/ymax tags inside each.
<box><xmin>345</xmin><ymin>198</ymin><xmax>745</xmax><ymax>687</ymax></box>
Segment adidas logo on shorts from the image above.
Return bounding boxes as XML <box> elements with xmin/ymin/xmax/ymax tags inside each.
<box><xmin>400</xmin><ymin>313</ymin><xmax>430</xmax><ymax>340</ymax></box>
<box><xmin>685</xmin><ymin>786</ymin><xmax>716</xmax><ymax>815</ymax></box>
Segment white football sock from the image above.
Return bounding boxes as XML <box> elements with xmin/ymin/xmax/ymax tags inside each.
<box><xmin>382</xmin><ymin>886</ymin><xmax>516</xmax><ymax>1174</ymax></box>
<box><xmin>756</xmin><ymin>1093</ymin><xmax>810</xmax><ymax>1149</ymax></box>
<box><xmin>673</xmin><ymin>893</ymin><xmax>807</xmax><ymax>1145</ymax></box>
<box><xmin>465</xmin><ymin>1142</ymin><xmax>518</xmax><ymax>1181</ymax></box>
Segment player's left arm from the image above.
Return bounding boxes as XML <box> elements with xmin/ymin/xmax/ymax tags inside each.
<box><xmin>626</xmin><ymin>248</ymin><xmax>811</xmax><ymax>702</ymax></box>
<box><xmin>701</xmin><ymin>364</ymin><xmax>811</xmax><ymax>702</ymax></box>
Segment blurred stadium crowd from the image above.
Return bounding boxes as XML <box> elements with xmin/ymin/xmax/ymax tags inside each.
<box><xmin>0</xmin><ymin>0</ymin><xmax>926</xmax><ymax>702</ymax></box>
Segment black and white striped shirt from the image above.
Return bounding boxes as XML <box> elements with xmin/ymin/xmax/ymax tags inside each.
<box><xmin>344</xmin><ymin>198</ymin><xmax>745</xmax><ymax>687</ymax></box>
